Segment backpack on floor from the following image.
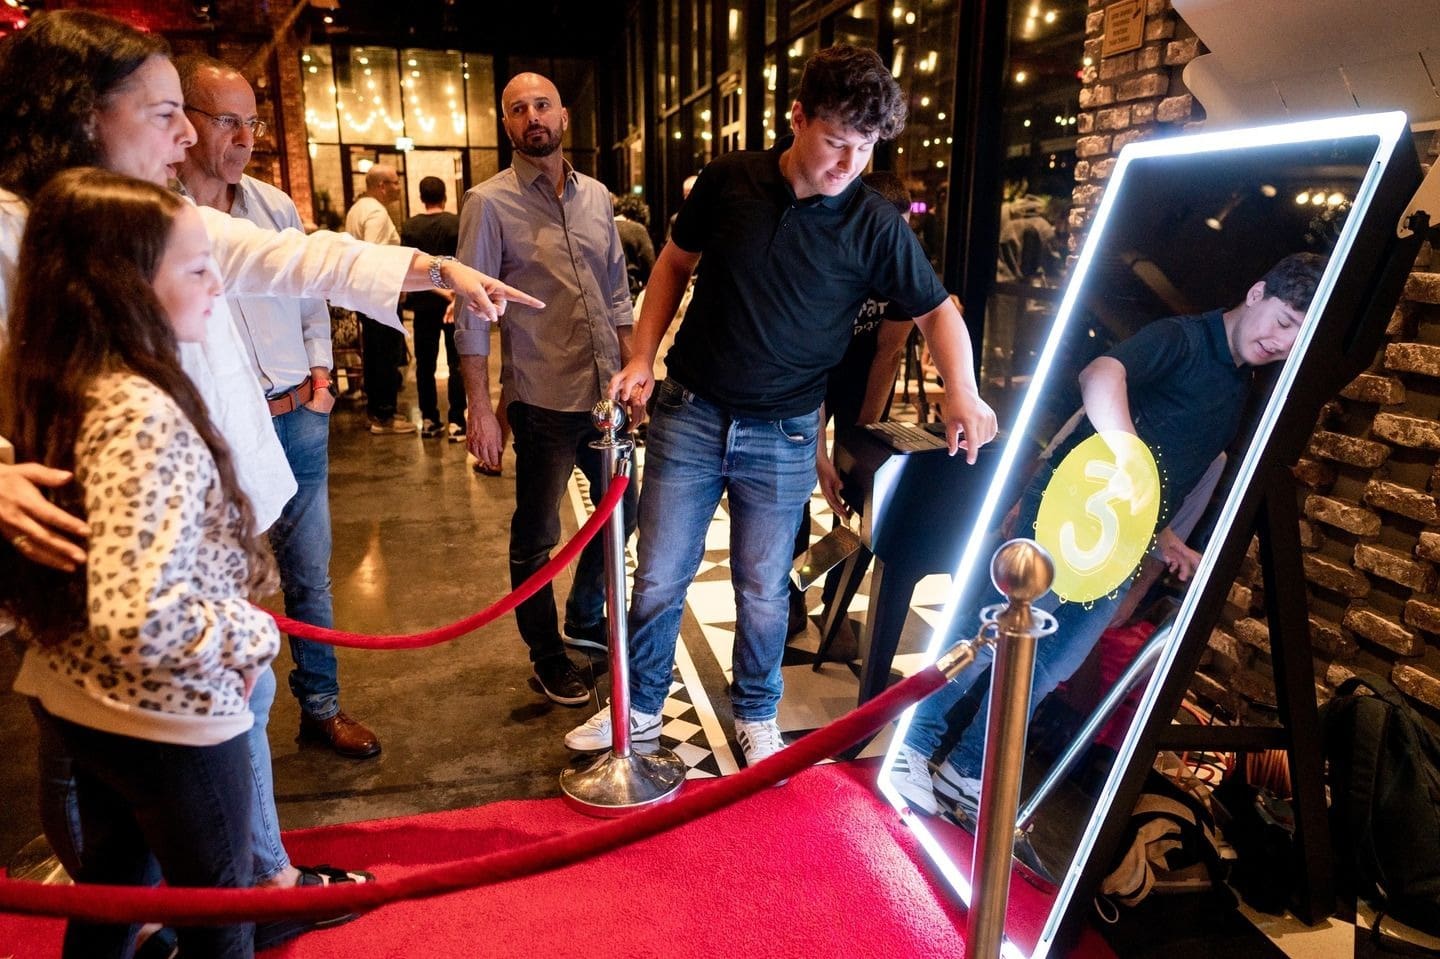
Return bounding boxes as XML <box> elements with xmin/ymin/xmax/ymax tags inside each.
<box><xmin>1097</xmin><ymin>768</ymin><xmax>1230</xmax><ymax>910</ymax></box>
<box><xmin>1320</xmin><ymin>672</ymin><xmax>1440</xmax><ymax>937</ymax></box>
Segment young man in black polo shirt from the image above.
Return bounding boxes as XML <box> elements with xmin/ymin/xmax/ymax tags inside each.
<box><xmin>565</xmin><ymin>45</ymin><xmax>998</xmax><ymax>768</ymax></box>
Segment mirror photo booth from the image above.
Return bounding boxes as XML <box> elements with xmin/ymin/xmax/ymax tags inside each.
<box><xmin>878</xmin><ymin>110</ymin><xmax>1425</xmax><ymax>958</ymax></box>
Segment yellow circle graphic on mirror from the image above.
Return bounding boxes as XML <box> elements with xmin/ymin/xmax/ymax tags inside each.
<box><xmin>1033</xmin><ymin>431</ymin><xmax>1160</xmax><ymax>603</ymax></box>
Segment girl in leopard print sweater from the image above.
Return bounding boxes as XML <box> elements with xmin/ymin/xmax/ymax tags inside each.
<box><xmin>0</xmin><ymin>169</ymin><xmax>279</xmax><ymax>958</ymax></box>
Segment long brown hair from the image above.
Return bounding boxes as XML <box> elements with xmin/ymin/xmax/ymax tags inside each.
<box><xmin>0</xmin><ymin>11</ymin><xmax>170</xmax><ymax>200</ymax></box>
<box><xmin>0</xmin><ymin>168</ymin><xmax>275</xmax><ymax>643</ymax></box>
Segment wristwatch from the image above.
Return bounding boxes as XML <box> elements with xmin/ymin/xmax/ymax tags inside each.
<box><xmin>429</xmin><ymin>254</ymin><xmax>456</xmax><ymax>290</ymax></box>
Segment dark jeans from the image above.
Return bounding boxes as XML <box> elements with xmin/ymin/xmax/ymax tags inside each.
<box><xmin>507</xmin><ymin>401</ymin><xmax>639</xmax><ymax>663</ymax></box>
<box><xmin>413</xmin><ymin>302</ymin><xmax>466</xmax><ymax>427</ymax></box>
<box><xmin>361</xmin><ymin>315</ymin><xmax>407</xmax><ymax>421</ymax></box>
<box><xmin>32</xmin><ymin>702</ymin><xmax>255</xmax><ymax>959</ymax></box>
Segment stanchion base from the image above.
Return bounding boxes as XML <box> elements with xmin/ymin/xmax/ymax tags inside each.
<box><xmin>560</xmin><ymin>744</ymin><xmax>686</xmax><ymax>817</ymax></box>
<box><xmin>7</xmin><ymin>834</ymin><xmax>71</xmax><ymax>884</ymax></box>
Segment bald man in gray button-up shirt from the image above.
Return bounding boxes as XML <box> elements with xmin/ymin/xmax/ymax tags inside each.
<box><xmin>454</xmin><ymin>72</ymin><xmax>638</xmax><ymax>707</ymax></box>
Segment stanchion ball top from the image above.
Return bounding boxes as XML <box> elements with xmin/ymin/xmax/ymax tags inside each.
<box><xmin>592</xmin><ymin>398</ymin><xmax>627</xmax><ymax>434</ymax></box>
<box><xmin>990</xmin><ymin>538</ymin><xmax>1054</xmax><ymax>604</ymax></box>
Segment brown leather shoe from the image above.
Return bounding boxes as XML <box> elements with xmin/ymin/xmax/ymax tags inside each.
<box><xmin>298</xmin><ymin>711</ymin><xmax>382</xmax><ymax>759</ymax></box>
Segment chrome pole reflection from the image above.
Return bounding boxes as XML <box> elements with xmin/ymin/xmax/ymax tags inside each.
<box><xmin>1014</xmin><ymin>630</ymin><xmax>1167</xmax><ymax>830</ymax></box>
<box><xmin>966</xmin><ymin>539</ymin><xmax>1056</xmax><ymax>959</ymax></box>
<box><xmin>560</xmin><ymin>400</ymin><xmax>685</xmax><ymax>815</ymax></box>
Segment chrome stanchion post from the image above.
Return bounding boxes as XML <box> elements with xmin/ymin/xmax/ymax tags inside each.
<box><xmin>560</xmin><ymin>400</ymin><xmax>685</xmax><ymax>816</ymax></box>
<box><xmin>966</xmin><ymin>539</ymin><xmax>1056</xmax><ymax>959</ymax></box>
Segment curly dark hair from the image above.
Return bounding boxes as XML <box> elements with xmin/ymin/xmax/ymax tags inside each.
<box><xmin>796</xmin><ymin>45</ymin><xmax>907</xmax><ymax>141</ymax></box>
<box><xmin>612</xmin><ymin>192</ymin><xmax>650</xmax><ymax>227</ymax></box>
<box><xmin>862</xmin><ymin>170</ymin><xmax>911</xmax><ymax>215</ymax></box>
<box><xmin>1258</xmin><ymin>252</ymin><xmax>1327</xmax><ymax>311</ymax></box>
<box><xmin>0</xmin><ymin>169</ymin><xmax>276</xmax><ymax>644</ymax></box>
<box><xmin>0</xmin><ymin>11</ymin><xmax>170</xmax><ymax>200</ymax></box>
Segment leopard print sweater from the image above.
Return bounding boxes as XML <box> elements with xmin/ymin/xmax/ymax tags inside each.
<box><xmin>14</xmin><ymin>373</ymin><xmax>279</xmax><ymax>746</ymax></box>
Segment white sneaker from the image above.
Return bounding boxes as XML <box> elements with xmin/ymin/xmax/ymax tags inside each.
<box><xmin>735</xmin><ymin>718</ymin><xmax>787</xmax><ymax>770</ymax></box>
<box><xmin>563</xmin><ymin>704</ymin><xmax>661</xmax><ymax>752</ymax></box>
<box><xmin>446</xmin><ymin>422</ymin><xmax>464</xmax><ymax>443</ymax></box>
<box><xmin>932</xmin><ymin>763</ymin><xmax>982</xmax><ymax>821</ymax></box>
<box><xmin>891</xmin><ymin>745</ymin><xmax>940</xmax><ymax>815</ymax></box>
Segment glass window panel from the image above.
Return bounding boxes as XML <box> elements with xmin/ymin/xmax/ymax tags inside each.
<box><xmin>691</xmin><ymin>0</ymin><xmax>712</xmax><ymax>91</ymax></box>
<box><xmin>308</xmin><ymin>143</ymin><xmax>346</xmax><ymax>229</ymax></box>
<box><xmin>655</xmin><ymin>2</ymin><xmax>671</xmax><ymax>112</ymax></box>
<box><xmin>789</xmin><ymin>0</ymin><xmax>823</xmax><ymax>31</ymax></box>
<box><xmin>629</xmin><ymin>28</ymin><xmax>644</xmax><ymax>127</ymax></box>
<box><xmin>628</xmin><ymin>137</ymin><xmax>645</xmax><ymax>194</ymax></box>
<box><xmin>301</xmin><ymin>46</ymin><xmax>339</xmax><ymax>145</ymax></box>
<box><xmin>335</xmin><ymin>46</ymin><xmax>404</xmax><ymax>145</ymax></box>
<box><xmin>890</xmin><ymin>3</ymin><xmax>959</xmax><ymax>271</ymax></box>
<box><xmin>463</xmin><ymin>54</ymin><xmax>497</xmax><ymax>149</ymax></box>
<box><xmin>467</xmin><ymin>147</ymin><xmax>500</xmax><ymax>188</ymax></box>
<box><xmin>690</xmin><ymin>98</ymin><xmax>713</xmax><ymax>171</ymax></box>
<box><xmin>553</xmin><ymin>59</ymin><xmax>597</xmax><ymax>152</ymax></box>
<box><xmin>834</xmin><ymin>0</ymin><xmax>879</xmax><ymax>49</ymax></box>
<box><xmin>982</xmin><ymin>0</ymin><xmax>1087</xmax><ymax>403</ymax></box>
<box><xmin>787</xmin><ymin>30</ymin><xmax>818</xmax><ymax>114</ymax></box>
<box><xmin>665</xmin><ymin>114</ymin><xmax>688</xmax><ymax>209</ymax></box>
<box><xmin>668</xmin><ymin>0</ymin><xmax>681</xmax><ymax>106</ymax></box>
<box><xmin>720</xmin><ymin>82</ymin><xmax>743</xmax><ymax>152</ymax></box>
<box><xmin>399</xmin><ymin>49</ymin><xmax>465</xmax><ymax>148</ymax></box>
<box><xmin>763</xmin><ymin>52</ymin><xmax>779</xmax><ymax>147</ymax></box>
<box><xmin>765</xmin><ymin>0</ymin><xmax>777</xmax><ymax>45</ymax></box>
<box><xmin>726</xmin><ymin>0</ymin><xmax>744</xmax><ymax>77</ymax></box>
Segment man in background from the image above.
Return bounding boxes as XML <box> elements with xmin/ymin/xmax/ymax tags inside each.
<box><xmin>176</xmin><ymin>54</ymin><xmax>381</xmax><ymax>763</ymax></box>
<box><xmin>454</xmin><ymin>71</ymin><xmax>638</xmax><ymax>707</ymax></box>
<box><xmin>346</xmin><ymin>164</ymin><xmax>416</xmax><ymax>434</ymax></box>
<box><xmin>402</xmin><ymin>175</ymin><xmax>465</xmax><ymax>440</ymax></box>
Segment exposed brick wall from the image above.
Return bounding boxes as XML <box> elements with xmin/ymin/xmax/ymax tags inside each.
<box><xmin>1069</xmin><ymin>0</ymin><xmax>1203</xmax><ymax>253</ymax></box>
<box><xmin>1073</xmin><ymin>1</ymin><xmax>1440</xmax><ymax>729</ymax></box>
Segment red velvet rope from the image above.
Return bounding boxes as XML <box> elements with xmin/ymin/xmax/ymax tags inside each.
<box><xmin>0</xmin><ymin>664</ymin><xmax>949</xmax><ymax>924</ymax></box>
<box><xmin>260</xmin><ymin>474</ymin><xmax>629</xmax><ymax>649</ymax></box>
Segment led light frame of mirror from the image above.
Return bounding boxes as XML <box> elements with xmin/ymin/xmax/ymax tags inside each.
<box><xmin>877</xmin><ymin>110</ymin><xmax>1413</xmax><ymax>959</ymax></box>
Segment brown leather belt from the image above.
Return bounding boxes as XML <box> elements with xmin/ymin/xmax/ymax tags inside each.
<box><xmin>267</xmin><ymin>376</ymin><xmax>316</xmax><ymax>417</ymax></box>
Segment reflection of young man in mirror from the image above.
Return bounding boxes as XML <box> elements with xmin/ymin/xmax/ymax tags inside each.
<box><xmin>893</xmin><ymin>252</ymin><xmax>1325</xmax><ymax>817</ymax></box>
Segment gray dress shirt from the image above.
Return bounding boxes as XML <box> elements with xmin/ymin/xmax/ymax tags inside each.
<box><xmin>222</xmin><ymin>176</ymin><xmax>333</xmax><ymax>395</ymax></box>
<box><xmin>455</xmin><ymin>153</ymin><xmax>631</xmax><ymax>413</ymax></box>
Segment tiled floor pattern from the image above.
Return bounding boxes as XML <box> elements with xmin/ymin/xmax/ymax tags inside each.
<box><xmin>566</xmin><ymin>447</ymin><xmax>952</xmax><ymax>780</ymax></box>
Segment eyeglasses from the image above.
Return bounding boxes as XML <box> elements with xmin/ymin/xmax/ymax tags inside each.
<box><xmin>185</xmin><ymin>105</ymin><xmax>268</xmax><ymax>138</ymax></box>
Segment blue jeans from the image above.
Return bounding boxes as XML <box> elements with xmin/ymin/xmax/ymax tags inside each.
<box><xmin>268</xmin><ymin>404</ymin><xmax>340</xmax><ymax>721</ymax></box>
<box><xmin>905</xmin><ymin>581</ymin><xmax>1127</xmax><ymax>779</ymax></box>
<box><xmin>31</xmin><ymin>702</ymin><xmax>255</xmax><ymax>959</ymax></box>
<box><xmin>627</xmin><ymin>380</ymin><xmax>818</xmax><ymax>721</ymax></box>
<box><xmin>507</xmin><ymin>401</ymin><xmax>639</xmax><ymax>662</ymax></box>
<box><xmin>245</xmin><ymin>667</ymin><xmax>289</xmax><ymax>882</ymax></box>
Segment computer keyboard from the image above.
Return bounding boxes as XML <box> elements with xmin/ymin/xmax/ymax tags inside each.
<box><xmin>864</xmin><ymin>420</ymin><xmax>950</xmax><ymax>453</ymax></box>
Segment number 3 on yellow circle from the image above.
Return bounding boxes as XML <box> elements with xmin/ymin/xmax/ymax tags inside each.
<box><xmin>1033</xmin><ymin>432</ymin><xmax>1160</xmax><ymax>603</ymax></box>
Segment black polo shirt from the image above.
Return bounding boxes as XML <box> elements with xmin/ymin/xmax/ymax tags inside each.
<box><xmin>1043</xmin><ymin>309</ymin><xmax>1251</xmax><ymax>523</ymax></box>
<box><xmin>666</xmin><ymin>138</ymin><xmax>947</xmax><ymax>419</ymax></box>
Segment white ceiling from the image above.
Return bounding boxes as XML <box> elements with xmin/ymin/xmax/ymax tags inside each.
<box><xmin>1173</xmin><ymin>0</ymin><xmax>1440</xmax><ymax>126</ymax></box>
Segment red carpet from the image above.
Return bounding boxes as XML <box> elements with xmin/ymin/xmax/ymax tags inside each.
<box><xmin>1</xmin><ymin>762</ymin><xmax>1114</xmax><ymax>958</ymax></box>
